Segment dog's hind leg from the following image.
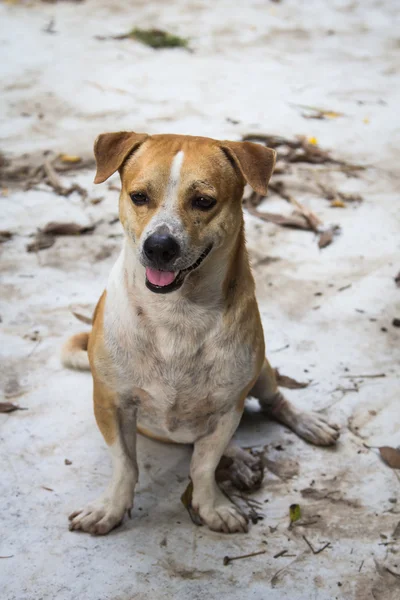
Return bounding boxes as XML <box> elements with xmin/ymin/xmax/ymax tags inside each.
<box><xmin>69</xmin><ymin>380</ymin><xmax>138</xmax><ymax>534</ymax></box>
<box><xmin>250</xmin><ymin>358</ymin><xmax>340</xmax><ymax>446</ymax></box>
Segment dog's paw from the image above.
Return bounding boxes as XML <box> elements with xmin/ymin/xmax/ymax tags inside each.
<box><xmin>197</xmin><ymin>500</ymin><xmax>248</xmax><ymax>533</ymax></box>
<box><xmin>292</xmin><ymin>411</ymin><xmax>340</xmax><ymax>446</ymax></box>
<box><xmin>68</xmin><ymin>497</ymin><xmax>131</xmax><ymax>535</ymax></box>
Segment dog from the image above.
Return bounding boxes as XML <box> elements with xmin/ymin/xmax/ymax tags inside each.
<box><xmin>63</xmin><ymin>132</ymin><xmax>340</xmax><ymax>535</ymax></box>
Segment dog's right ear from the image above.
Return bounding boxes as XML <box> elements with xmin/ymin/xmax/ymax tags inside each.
<box><xmin>93</xmin><ymin>131</ymin><xmax>148</xmax><ymax>184</ymax></box>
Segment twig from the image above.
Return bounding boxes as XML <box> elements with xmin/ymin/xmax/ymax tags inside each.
<box><xmin>273</xmin><ymin>550</ymin><xmax>294</xmax><ymax>559</ymax></box>
<box><xmin>223</xmin><ymin>549</ymin><xmax>266</xmax><ymax>565</ymax></box>
<box><xmin>0</xmin><ymin>555</ymin><xmax>14</xmax><ymax>559</ymax></box>
<box><xmin>269</xmin><ymin>182</ymin><xmax>322</xmax><ymax>231</ymax></box>
<box><xmin>359</xmin><ymin>560</ymin><xmax>364</xmax><ymax>572</ymax></box>
<box><xmin>302</xmin><ymin>535</ymin><xmax>331</xmax><ymax>555</ymax></box>
<box><xmin>43</xmin><ymin>159</ymin><xmax>63</xmax><ymax>192</ymax></box>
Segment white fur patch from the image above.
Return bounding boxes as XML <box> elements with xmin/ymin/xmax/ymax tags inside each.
<box><xmin>164</xmin><ymin>150</ymin><xmax>184</xmax><ymax>210</ymax></box>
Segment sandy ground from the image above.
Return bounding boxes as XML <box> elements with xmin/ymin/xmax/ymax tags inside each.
<box><xmin>1</xmin><ymin>1</ymin><xmax>400</xmax><ymax>599</ymax></box>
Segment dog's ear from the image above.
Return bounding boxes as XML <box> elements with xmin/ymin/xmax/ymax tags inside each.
<box><xmin>220</xmin><ymin>141</ymin><xmax>276</xmax><ymax>196</ymax></box>
<box><xmin>93</xmin><ymin>131</ymin><xmax>148</xmax><ymax>184</ymax></box>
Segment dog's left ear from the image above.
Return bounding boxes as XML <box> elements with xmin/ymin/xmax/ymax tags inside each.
<box><xmin>220</xmin><ymin>141</ymin><xmax>276</xmax><ymax>196</ymax></box>
<box><xmin>93</xmin><ymin>131</ymin><xmax>148</xmax><ymax>184</ymax></box>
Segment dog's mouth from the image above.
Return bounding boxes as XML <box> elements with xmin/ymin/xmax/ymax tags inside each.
<box><xmin>145</xmin><ymin>245</ymin><xmax>212</xmax><ymax>294</ymax></box>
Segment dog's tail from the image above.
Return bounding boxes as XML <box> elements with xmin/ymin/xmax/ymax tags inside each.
<box><xmin>61</xmin><ymin>332</ymin><xmax>90</xmax><ymax>371</ymax></box>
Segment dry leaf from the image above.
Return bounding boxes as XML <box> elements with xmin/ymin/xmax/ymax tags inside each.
<box><xmin>289</xmin><ymin>503</ymin><xmax>301</xmax><ymax>523</ymax></box>
<box><xmin>180</xmin><ymin>481</ymin><xmax>203</xmax><ymax>526</ymax></box>
<box><xmin>59</xmin><ymin>154</ymin><xmax>81</xmax><ymax>164</ymax></box>
<box><xmin>64</xmin><ymin>459</ymin><xmax>72</xmax><ymax>465</ymax></box>
<box><xmin>42</xmin><ymin>221</ymin><xmax>96</xmax><ymax>236</ymax></box>
<box><xmin>0</xmin><ymin>230</ymin><xmax>13</xmax><ymax>243</ymax></box>
<box><xmin>330</xmin><ymin>199</ymin><xmax>346</xmax><ymax>208</ymax></box>
<box><xmin>275</xmin><ymin>368</ymin><xmax>309</xmax><ymax>389</ymax></box>
<box><xmin>71</xmin><ymin>310</ymin><xmax>92</xmax><ymax>325</ymax></box>
<box><xmin>318</xmin><ymin>229</ymin><xmax>334</xmax><ymax>249</ymax></box>
<box><xmin>26</xmin><ymin>233</ymin><xmax>55</xmax><ymax>252</ymax></box>
<box><xmin>395</xmin><ymin>272</ymin><xmax>400</xmax><ymax>288</ymax></box>
<box><xmin>393</xmin><ymin>522</ymin><xmax>400</xmax><ymax>539</ymax></box>
<box><xmin>247</xmin><ymin>204</ymin><xmax>311</xmax><ymax>230</ymax></box>
<box><xmin>0</xmin><ymin>402</ymin><xmax>25</xmax><ymax>413</ymax></box>
<box><xmin>379</xmin><ymin>447</ymin><xmax>400</xmax><ymax>469</ymax></box>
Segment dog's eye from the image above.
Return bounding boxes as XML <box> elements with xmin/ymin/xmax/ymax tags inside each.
<box><xmin>192</xmin><ymin>196</ymin><xmax>216</xmax><ymax>211</ymax></box>
<box><xmin>130</xmin><ymin>192</ymin><xmax>148</xmax><ymax>206</ymax></box>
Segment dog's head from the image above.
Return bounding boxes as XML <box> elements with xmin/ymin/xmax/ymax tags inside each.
<box><xmin>94</xmin><ymin>132</ymin><xmax>275</xmax><ymax>294</ymax></box>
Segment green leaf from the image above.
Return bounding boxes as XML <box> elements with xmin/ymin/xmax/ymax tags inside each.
<box><xmin>289</xmin><ymin>503</ymin><xmax>301</xmax><ymax>523</ymax></box>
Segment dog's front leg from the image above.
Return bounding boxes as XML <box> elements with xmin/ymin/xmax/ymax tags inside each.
<box><xmin>69</xmin><ymin>381</ymin><xmax>138</xmax><ymax>535</ymax></box>
<box><xmin>190</xmin><ymin>407</ymin><xmax>248</xmax><ymax>533</ymax></box>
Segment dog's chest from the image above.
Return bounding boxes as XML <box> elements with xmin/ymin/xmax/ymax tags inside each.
<box><xmin>104</xmin><ymin>295</ymin><xmax>254</xmax><ymax>441</ymax></box>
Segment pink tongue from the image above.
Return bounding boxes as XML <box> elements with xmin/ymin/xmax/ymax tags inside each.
<box><xmin>146</xmin><ymin>267</ymin><xmax>176</xmax><ymax>287</ymax></box>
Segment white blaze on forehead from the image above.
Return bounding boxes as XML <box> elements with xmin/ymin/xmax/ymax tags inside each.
<box><xmin>164</xmin><ymin>150</ymin><xmax>184</xmax><ymax>210</ymax></box>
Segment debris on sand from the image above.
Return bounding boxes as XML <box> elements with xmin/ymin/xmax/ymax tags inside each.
<box><xmin>274</xmin><ymin>368</ymin><xmax>309</xmax><ymax>389</ymax></box>
<box><xmin>223</xmin><ymin>549</ymin><xmax>266</xmax><ymax>566</ymax></box>
<box><xmin>378</xmin><ymin>446</ymin><xmax>400</xmax><ymax>470</ymax></box>
<box><xmin>242</xmin><ymin>133</ymin><xmax>365</xmax><ymax>171</ymax></box>
<box><xmin>26</xmin><ymin>221</ymin><xmax>96</xmax><ymax>253</ymax></box>
<box><xmin>318</xmin><ymin>226</ymin><xmax>340</xmax><ymax>249</ymax></box>
<box><xmin>0</xmin><ymin>230</ymin><xmax>13</xmax><ymax>244</ymax></box>
<box><xmin>289</xmin><ymin>503</ymin><xmax>302</xmax><ymax>524</ymax></box>
<box><xmin>0</xmin><ymin>402</ymin><xmax>27</xmax><ymax>413</ymax></box>
<box><xmin>241</xmin><ymin>132</ymin><xmax>364</xmax><ymax>248</ymax></box>
<box><xmin>95</xmin><ymin>28</ymin><xmax>189</xmax><ymax>50</ymax></box>
<box><xmin>0</xmin><ymin>152</ymin><xmax>94</xmax><ymax>198</ymax></box>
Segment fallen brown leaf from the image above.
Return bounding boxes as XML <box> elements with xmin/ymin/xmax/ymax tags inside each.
<box><xmin>71</xmin><ymin>310</ymin><xmax>92</xmax><ymax>325</ymax></box>
<box><xmin>42</xmin><ymin>221</ymin><xmax>96</xmax><ymax>236</ymax></box>
<box><xmin>247</xmin><ymin>203</ymin><xmax>311</xmax><ymax>230</ymax></box>
<box><xmin>318</xmin><ymin>228</ymin><xmax>337</xmax><ymax>249</ymax></box>
<box><xmin>379</xmin><ymin>447</ymin><xmax>400</xmax><ymax>469</ymax></box>
<box><xmin>26</xmin><ymin>233</ymin><xmax>55</xmax><ymax>252</ymax></box>
<box><xmin>393</xmin><ymin>522</ymin><xmax>400</xmax><ymax>539</ymax></box>
<box><xmin>0</xmin><ymin>402</ymin><xmax>26</xmax><ymax>413</ymax></box>
<box><xmin>274</xmin><ymin>368</ymin><xmax>309</xmax><ymax>389</ymax></box>
<box><xmin>180</xmin><ymin>480</ymin><xmax>203</xmax><ymax>526</ymax></box>
<box><xmin>0</xmin><ymin>230</ymin><xmax>13</xmax><ymax>243</ymax></box>
<box><xmin>64</xmin><ymin>459</ymin><xmax>72</xmax><ymax>465</ymax></box>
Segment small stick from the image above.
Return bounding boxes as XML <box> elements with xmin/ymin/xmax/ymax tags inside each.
<box><xmin>0</xmin><ymin>555</ymin><xmax>14</xmax><ymax>559</ymax></box>
<box><xmin>342</xmin><ymin>373</ymin><xmax>386</xmax><ymax>379</ymax></box>
<box><xmin>223</xmin><ymin>549</ymin><xmax>266</xmax><ymax>566</ymax></box>
<box><xmin>359</xmin><ymin>560</ymin><xmax>364</xmax><ymax>572</ymax></box>
<box><xmin>43</xmin><ymin>159</ymin><xmax>64</xmax><ymax>192</ymax></box>
<box><xmin>302</xmin><ymin>535</ymin><xmax>331</xmax><ymax>555</ymax></box>
<box><xmin>274</xmin><ymin>550</ymin><xmax>288</xmax><ymax>559</ymax></box>
<box><xmin>338</xmin><ymin>284</ymin><xmax>352</xmax><ymax>292</ymax></box>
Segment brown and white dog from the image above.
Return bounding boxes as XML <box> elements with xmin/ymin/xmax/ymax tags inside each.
<box><xmin>63</xmin><ymin>132</ymin><xmax>339</xmax><ymax>535</ymax></box>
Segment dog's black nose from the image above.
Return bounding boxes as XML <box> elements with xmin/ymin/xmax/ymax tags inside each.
<box><xmin>144</xmin><ymin>233</ymin><xmax>180</xmax><ymax>266</ymax></box>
